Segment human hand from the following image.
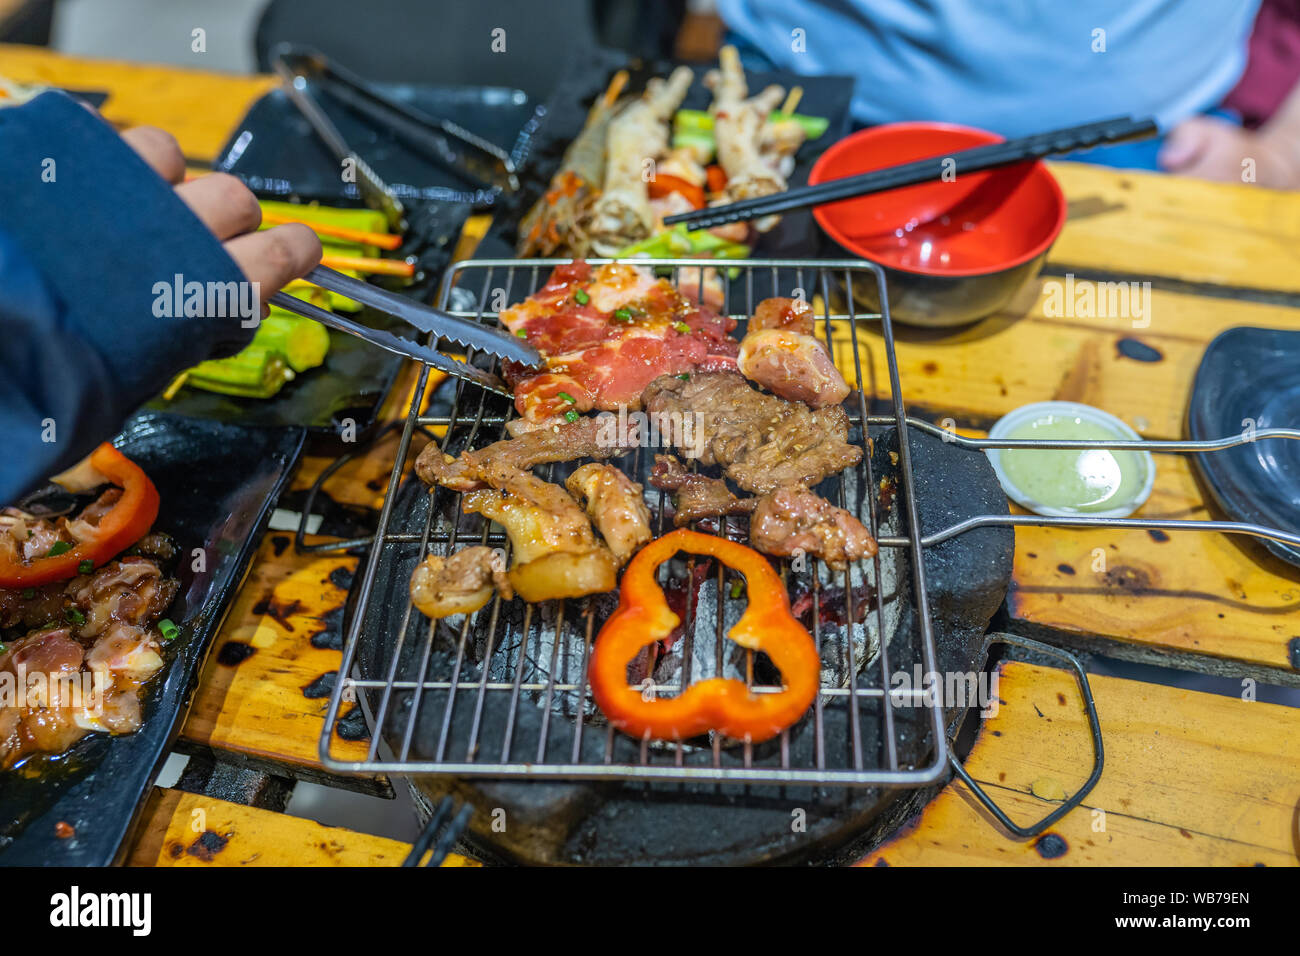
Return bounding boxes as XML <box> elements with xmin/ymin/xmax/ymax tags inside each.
<box><xmin>120</xmin><ymin>126</ymin><xmax>322</xmax><ymax>305</ymax></box>
<box><xmin>1157</xmin><ymin>115</ymin><xmax>1300</xmax><ymax>189</ymax></box>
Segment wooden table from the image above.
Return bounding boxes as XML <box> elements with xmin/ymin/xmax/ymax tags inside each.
<box><xmin>3</xmin><ymin>45</ymin><xmax>1298</xmax><ymax>867</ymax></box>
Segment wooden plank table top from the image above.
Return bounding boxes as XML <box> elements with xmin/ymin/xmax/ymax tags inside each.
<box><xmin>4</xmin><ymin>44</ymin><xmax>1297</xmax><ymax>866</ymax></box>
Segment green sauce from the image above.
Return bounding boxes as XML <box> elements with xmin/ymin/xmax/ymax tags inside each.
<box><xmin>999</xmin><ymin>414</ymin><xmax>1148</xmax><ymax>513</ymax></box>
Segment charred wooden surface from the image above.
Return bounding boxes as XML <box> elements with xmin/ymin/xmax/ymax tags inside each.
<box><xmin>861</xmin><ymin>660</ymin><xmax>1300</xmax><ymax>866</ymax></box>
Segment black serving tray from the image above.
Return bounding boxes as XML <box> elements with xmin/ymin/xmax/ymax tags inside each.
<box><xmin>0</xmin><ymin>412</ymin><xmax>305</xmax><ymax>866</ymax></box>
<box><xmin>1189</xmin><ymin>326</ymin><xmax>1300</xmax><ymax>568</ymax></box>
<box><xmin>474</xmin><ymin>48</ymin><xmax>856</xmax><ymax>260</ymax></box>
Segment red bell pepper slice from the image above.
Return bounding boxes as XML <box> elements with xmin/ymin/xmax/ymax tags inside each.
<box><xmin>589</xmin><ymin>529</ymin><xmax>819</xmax><ymax>742</ymax></box>
<box><xmin>0</xmin><ymin>443</ymin><xmax>160</xmax><ymax>588</ymax></box>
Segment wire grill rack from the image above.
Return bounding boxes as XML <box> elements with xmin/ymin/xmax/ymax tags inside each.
<box><xmin>317</xmin><ymin>257</ymin><xmax>1300</xmax><ymax>790</ymax></box>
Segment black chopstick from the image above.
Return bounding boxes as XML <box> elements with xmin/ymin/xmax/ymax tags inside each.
<box><xmin>663</xmin><ymin>116</ymin><xmax>1158</xmax><ymax>231</ymax></box>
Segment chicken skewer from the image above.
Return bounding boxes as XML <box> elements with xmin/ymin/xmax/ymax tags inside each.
<box><xmin>589</xmin><ymin>65</ymin><xmax>695</xmax><ymax>254</ymax></box>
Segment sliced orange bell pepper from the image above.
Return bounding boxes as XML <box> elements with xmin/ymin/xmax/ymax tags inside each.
<box><xmin>647</xmin><ymin>174</ymin><xmax>706</xmax><ymax>209</ymax></box>
<box><xmin>0</xmin><ymin>443</ymin><xmax>159</xmax><ymax>588</ymax></box>
<box><xmin>589</xmin><ymin>529</ymin><xmax>819</xmax><ymax>742</ymax></box>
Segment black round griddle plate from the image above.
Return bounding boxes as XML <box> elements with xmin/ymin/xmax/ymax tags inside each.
<box><xmin>1189</xmin><ymin>327</ymin><xmax>1300</xmax><ymax>568</ymax></box>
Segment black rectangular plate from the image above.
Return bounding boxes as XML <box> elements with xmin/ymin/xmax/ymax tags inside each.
<box><xmin>0</xmin><ymin>412</ymin><xmax>305</xmax><ymax>866</ymax></box>
<box><xmin>475</xmin><ymin>49</ymin><xmax>856</xmax><ymax>260</ymax></box>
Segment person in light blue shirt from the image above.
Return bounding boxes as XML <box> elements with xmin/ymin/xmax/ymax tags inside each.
<box><xmin>716</xmin><ymin>0</ymin><xmax>1300</xmax><ymax>185</ymax></box>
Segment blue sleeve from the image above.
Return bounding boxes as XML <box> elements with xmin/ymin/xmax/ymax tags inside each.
<box><xmin>0</xmin><ymin>91</ymin><xmax>255</xmax><ymax>502</ymax></box>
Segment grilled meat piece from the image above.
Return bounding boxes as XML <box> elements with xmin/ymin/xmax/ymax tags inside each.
<box><xmin>642</xmin><ymin>370</ymin><xmax>863</xmax><ymax>493</ymax></box>
<box><xmin>460</xmin><ymin>465</ymin><xmax>618</xmax><ymax>603</ymax></box>
<box><xmin>649</xmin><ymin>454</ymin><xmax>755</xmax><ymax>527</ymax></box>
<box><xmin>749</xmin><ymin>296</ymin><xmax>816</xmax><ymax>336</ymax></box>
<box><xmin>738</xmin><ymin>327</ymin><xmax>850</xmax><ymax>409</ymax></box>
<box><xmin>750</xmin><ymin>484</ymin><xmax>878</xmax><ymax>571</ymax></box>
<box><xmin>410</xmin><ymin>546</ymin><xmax>511</xmax><ymax>620</ymax></box>
<box><xmin>565</xmin><ymin>463</ymin><xmax>652</xmax><ymax>564</ymax></box>
<box><xmin>416</xmin><ymin>415</ymin><xmax>635</xmax><ymax>492</ymax></box>
<box><xmin>497</xmin><ymin>261</ymin><xmax>739</xmax><ymax>427</ymax></box>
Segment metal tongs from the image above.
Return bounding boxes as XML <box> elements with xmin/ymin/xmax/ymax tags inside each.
<box><xmin>270</xmin><ymin>43</ymin><xmax>519</xmax><ymax>233</ymax></box>
<box><xmin>269</xmin><ymin>266</ymin><xmax>539</xmax><ymax>395</ymax></box>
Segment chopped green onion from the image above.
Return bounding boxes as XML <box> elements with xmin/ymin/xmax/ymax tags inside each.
<box><xmin>677</xmin><ymin>373</ymin><xmax>691</xmax><ymax>381</ymax></box>
<box><xmin>563</xmin><ymin>410</ymin><xmax>580</xmax><ymax>423</ymax></box>
<box><xmin>515</xmin><ymin>329</ymin><xmax>527</xmax><ymax>338</ymax></box>
<box><xmin>729</xmin><ymin>580</ymin><xmax>744</xmax><ymax>599</ymax></box>
<box><xmin>20</xmin><ymin>588</ymin><xmax>35</xmax><ymax>600</ymax></box>
<box><xmin>45</xmin><ymin>541</ymin><xmax>72</xmax><ymax>558</ymax></box>
<box><xmin>65</xmin><ymin>607</ymin><xmax>86</xmax><ymax>626</ymax></box>
<box><xmin>613</xmin><ymin>308</ymin><xmax>632</xmax><ymax>322</ymax></box>
<box><xmin>78</xmin><ymin>560</ymin><xmax>94</xmax><ymax>575</ymax></box>
<box><xmin>557</xmin><ymin>391</ymin><xmax>576</xmax><ymax>404</ymax></box>
<box><xmin>158</xmin><ymin>618</ymin><xmax>179</xmax><ymax>642</ymax></box>
<box><xmin>574</xmin><ymin>288</ymin><xmax>590</xmax><ymax>305</ymax></box>
<box><xmin>673</xmin><ymin>321</ymin><xmax>690</xmax><ymax>334</ymax></box>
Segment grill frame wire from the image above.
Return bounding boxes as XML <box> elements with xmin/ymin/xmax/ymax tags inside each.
<box><xmin>314</xmin><ymin>256</ymin><xmax>1300</xmax><ymax>786</ymax></box>
<box><xmin>317</xmin><ymin>257</ymin><xmax>956</xmax><ymax>786</ymax></box>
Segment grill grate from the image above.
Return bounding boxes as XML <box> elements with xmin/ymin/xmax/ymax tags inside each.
<box><xmin>315</xmin><ymin>257</ymin><xmax>1300</xmax><ymax>788</ymax></box>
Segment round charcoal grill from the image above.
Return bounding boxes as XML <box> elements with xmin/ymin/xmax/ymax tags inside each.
<box><xmin>305</xmin><ymin>257</ymin><xmax>1300</xmax><ymax>863</ymax></box>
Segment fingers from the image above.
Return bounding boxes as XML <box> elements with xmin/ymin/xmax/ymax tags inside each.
<box><xmin>176</xmin><ymin>173</ymin><xmax>262</xmax><ymax>240</ymax></box>
<box><xmin>121</xmin><ymin>126</ymin><xmax>186</xmax><ymax>184</ymax></box>
<box><xmin>1157</xmin><ymin>116</ymin><xmax>1219</xmax><ymax>171</ymax></box>
<box><xmin>223</xmin><ymin>223</ymin><xmax>322</xmax><ymax>302</ymax></box>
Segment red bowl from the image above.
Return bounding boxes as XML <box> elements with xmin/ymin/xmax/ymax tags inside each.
<box><xmin>809</xmin><ymin>122</ymin><xmax>1067</xmax><ymax>325</ymax></box>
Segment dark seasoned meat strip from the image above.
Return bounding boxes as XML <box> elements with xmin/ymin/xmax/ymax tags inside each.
<box><xmin>648</xmin><ymin>454</ymin><xmax>755</xmax><ymax>527</ymax></box>
<box><xmin>642</xmin><ymin>371</ymin><xmax>863</xmax><ymax>493</ymax></box>
<box><xmin>750</xmin><ymin>484</ymin><xmax>878</xmax><ymax>570</ymax></box>
<box><xmin>416</xmin><ymin>415</ymin><xmax>635</xmax><ymax>491</ymax></box>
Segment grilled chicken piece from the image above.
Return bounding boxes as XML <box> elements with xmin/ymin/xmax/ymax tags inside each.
<box><xmin>565</xmin><ymin>463</ymin><xmax>652</xmax><ymax>564</ymax></box>
<box><xmin>416</xmin><ymin>414</ymin><xmax>636</xmax><ymax>493</ymax></box>
<box><xmin>409</xmin><ymin>546</ymin><xmax>511</xmax><ymax>619</ymax></box>
<box><xmin>642</xmin><ymin>370</ymin><xmax>863</xmax><ymax>494</ymax></box>
<box><xmin>739</xmin><ymin>327</ymin><xmax>851</xmax><ymax>409</ymax></box>
<box><xmin>750</xmin><ymin>296</ymin><xmax>816</xmax><ymax>335</ymax></box>
<box><xmin>460</xmin><ymin>466</ymin><xmax>618</xmax><ymax>603</ymax></box>
<box><xmin>590</xmin><ymin>66</ymin><xmax>694</xmax><ymax>254</ymax></box>
<box><xmin>649</xmin><ymin>454</ymin><xmax>756</xmax><ymax>527</ymax></box>
<box><xmin>750</xmin><ymin>484</ymin><xmax>878</xmax><ymax>570</ymax></box>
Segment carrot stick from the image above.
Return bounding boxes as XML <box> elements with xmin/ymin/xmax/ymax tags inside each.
<box><xmin>321</xmin><ymin>254</ymin><xmax>415</xmax><ymax>277</ymax></box>
<box><xmin>262</xmin><ymin>211</ymin><xmax>402</xmax><ymax>250</ymax></box>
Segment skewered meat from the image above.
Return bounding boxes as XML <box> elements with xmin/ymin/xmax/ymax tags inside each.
<box><xmin>589</xmin><ymin>66</ymin><xmax>694</xmax><ymax>254</ymax></box>
<box><xmin>565</xmin><ymin>463</ymin><xmax>652</xmax><ymax>564</ymax></box>
<box><xmin>461</xmin><ymin>467</ymin><xmax>618</xmax><ymax>603</ymax></box>
<box><xmin>642</xmin><ymin>370</ymin><xmax>863</xmax><ymax>493</ymax></box>
<box><xmin>738</xmin><ymin>327</ymin><xmax>850</xmax><ymax>408</ymax></box>
<box><xmin>750</xmin><ymin>484</ymin><xmax>878</xmax><ymax>571</ymax></box>
<box><xmin>409</xmin><ymin>547</ymin><xmax>511</xmax><ymax>620</ymax></box>
<box><xmin>706</xmin><ymin>46</ymin><xmax>787</xmax><ymax>217</ymax></box>
<box><xmin>517</xmin><ymin>71</ymin><xmax>628</xmax><ymax>257</ymax></box>
<box><xmin>499</xmin><ymin>260</ymin><xmax>738</xmax><ymax>427</ymax></box>
<box><xmin>416</xmin><ymin>414</ymin><xmax>636</xmax><ymax>493</ymax></box>
<box><xmin>649</xmin><ymin>454</ymin><xmax>755</xmax><ymax>527</ymax></box>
